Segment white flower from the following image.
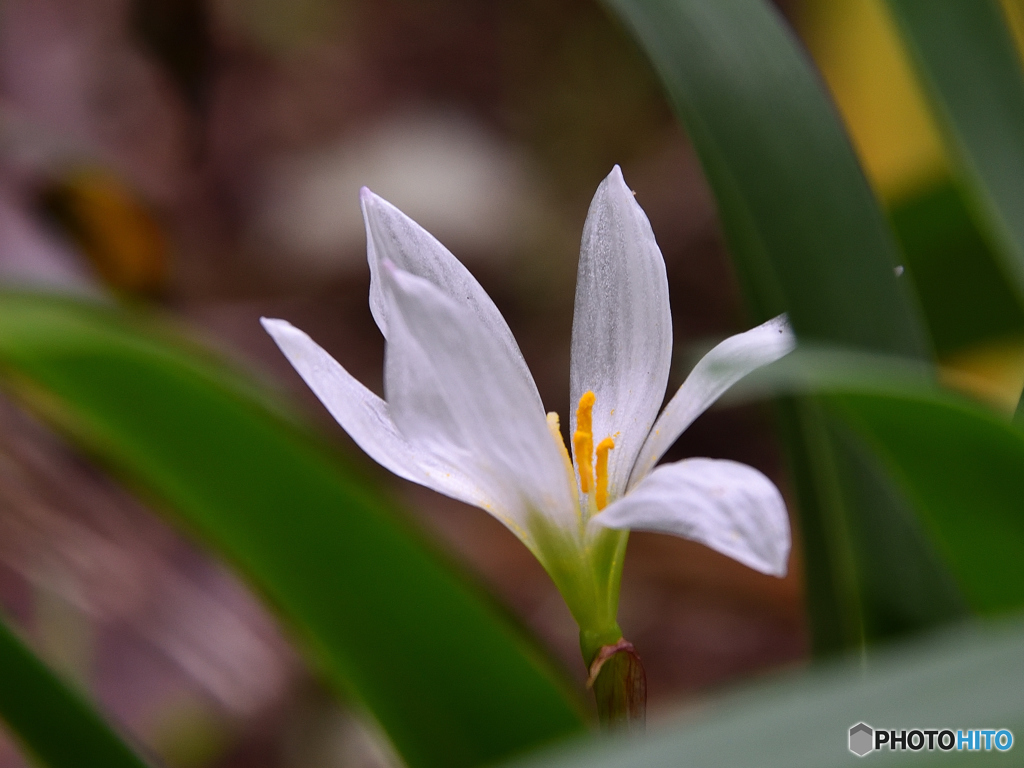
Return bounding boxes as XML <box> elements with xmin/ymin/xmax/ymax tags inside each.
<box><xmin>261</xmin><ymin>166</ymin><xmax>794</xmax><ymax>656</ymax></box>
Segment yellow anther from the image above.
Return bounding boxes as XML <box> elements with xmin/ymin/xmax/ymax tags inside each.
<box><xmin>595</xmin><ymin>437</ymin><xmax>615</xmax><ymax>510</ymax></box>
<box><xmin>573</xmin><ymin>391</ymin><xmax>597</xmax><ymax>494</ymax></box>
<box><xmin>573</xmin><ymin>431</ymin><xmax>594</xmax><ymax>493</ymax></box>
<box><xmin>576</xmin><ymin>391</ymin><xmax>595</xmax><ymax>434</ymax></box>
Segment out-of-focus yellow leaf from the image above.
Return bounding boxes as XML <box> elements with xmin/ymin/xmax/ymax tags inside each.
<box><xmin>42</xmin><ymin>168</ymin><xmax>168</xmax><ymax>295</ymax></box>
<box><xmin>1000</xmin><ymin>0</ymin><xmax>1024</xmax><ymax>56</ymax></box>
<box><xmin>800</xmin><ymin>0</ymin><xmax>1024</xmax><ymax>408</ymax></box>
<box><xmin>939</xmin><ymin>337</ymin><xmax>1024</xmax><ymax>414</ymax></box>
<box><xmin>794</xmin><ymin>0</ymin><xmax>948</xmax><ymax>203</ymax></box>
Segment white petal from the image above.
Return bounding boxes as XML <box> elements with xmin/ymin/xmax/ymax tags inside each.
<box><xmin>380</xmin><ymin>263</ymin><xmax>577</xmax><ymax>538</ymax></box>
<box><xmin>361</xmin><ymin>187</ymin><xmax>543</xmax><ymax>411</ymax></box>
<box><xmin>570</xmin><ymin>166</ymin><xmax>672</xmax><ymax>500</ymax></box>
<box><xmin>629</xmin><ymin>315</ymin><xmax>795</xmax><ymax>488</ymax></box>
<box><xmin>593</xmin><ymin>458</ymin><xmax>791</xmax><ymax>577</ymax></box>
<box><xmin>260</xmin><ymin>318</ymin><xmax>490</xmax><ymax>509</ymax></box>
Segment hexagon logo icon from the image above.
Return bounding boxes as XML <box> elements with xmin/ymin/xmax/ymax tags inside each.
<box><xmin>849</xmin><ymin>723</ymin><xmax>874</xmax><ymax>757</ymax></box>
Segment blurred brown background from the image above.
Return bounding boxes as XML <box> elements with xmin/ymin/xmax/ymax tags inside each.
<box><xmin>0</xmin><ymin>1</ymin><xmax>807</xmax><ymax>766</ymax></box>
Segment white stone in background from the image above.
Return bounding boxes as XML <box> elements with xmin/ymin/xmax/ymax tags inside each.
<box><xmin>253</xmin><ymin>108</ymin><xmax>542</xmax><ymax>276</ymax></box>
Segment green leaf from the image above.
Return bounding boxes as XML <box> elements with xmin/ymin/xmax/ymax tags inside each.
<box><xmin>886</xmin><ymin>0</ymin><xmax>1024</xmax><ymax>310</ymax></box>
<box><xmin>773</xmin><ymin>398</ymin><xmax>966</xmax><ymax>649</ymax></box>
<box><xmin>825</xmin><ymin>419</ymin><xmax>967</xmax><ymax>637</ymax></box>
<box><xmin>883</xmin><ymin>0</ymin><xmax>1024</xmax><ymax>426</ymax></box>
<box><xmin>604</xmin><ymin>0</ymin><xmax>962</xmax><ymax>655</ymax></box>
<box><xmin>603</xmin><ymin>0</ymin><xmax>928</xmax><ymax>355</ymax></box>
<box><xmin>772</xmin><ymin>397</ymin><xmax>967</xmax><ymax>652</ymax></box>
<box><xmin>887</xmin><ymin>179</ymin><xmax>1024</xmax><ymax>356</ymax></box>
<box><xmin>505</xmin><ymin>617</ymin><xmax>1024</xmax><ymax>768</ymax></box>
<box><xmin>835</xmin><ymin>388</ymin><xmax>1024</xmax><ymax>615</ymax></box>
<box><xmin>771</xmin><ymin>397</ymin><xmax>866</xmax><ymax>651</ymax></box>
<box><xmin>0</xmin><ymin>294</ymin><xmax>586</xmax><ymax>768</ymax></box>
<box><xmin>736</xmin><ymin>346</ymin><xmax>1024</xmax><ymax>614</ymax></box>
<box><xmin>0</xmin><ymin>614</ymin><xmax>151</xmax><ymax>768</ymax></box>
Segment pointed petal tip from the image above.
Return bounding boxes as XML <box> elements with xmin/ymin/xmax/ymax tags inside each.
<box><xmin>259</xmin><ymin>316</ymin><xmax>288</xmax><ymax>333</ymax></box>
<box><xmin>598</xmin><ymin>164</ymin><xmax>637</xmax><ymax>206</ymax></box>
<box><xmin>604</xmin><ymin>163</ymin><xmax>627</xmax><ymax>190</ymax></box>
<box><xmin>766</xmin><ymin>313</ymin><xmax>797</xmax><ymax>352</ymax></box>
<box><xmin>359</xmin><ymin>186</ymin><xmax>391</xmax><ymax>222</ymax></box>
<box><xmin>768</xmin><ymin>313</ymin><xmax>793</xmax><ymax>334</ymax></box>
<box><xmin>733</xmin><ymin>557</ymin><xmax>788</xmax><ymax>578</ymax></box>
<box><xmin>260</xmin><ymin>317</ymin><xmax>308</xmax><ymax>347</ymax></box>
<box><xmin>754</xmin><ymin>554</ymin><xmax>789</xmax><ymax>578</ymax></box>
<box><xmin>360</xmin><ymin>187</ymin><xmax>415</xmax><ymax>239</ymax></box>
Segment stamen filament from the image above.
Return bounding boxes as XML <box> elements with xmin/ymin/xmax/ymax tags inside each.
<box><xmin>595</xmin><ymin>437</ymin><xmax>615</xmax><ymax>510</ymax></box>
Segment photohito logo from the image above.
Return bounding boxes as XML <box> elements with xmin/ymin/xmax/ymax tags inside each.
<box><xmin>848</xmin><ymin>723</ymin><xmax>1014</xmax><ymax>757</ymax></box>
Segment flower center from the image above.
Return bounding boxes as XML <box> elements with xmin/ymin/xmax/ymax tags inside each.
<box><xmin>546</xmin><ymin>393</ymin><xmax>616</xmax><ymax>514</ymax></box>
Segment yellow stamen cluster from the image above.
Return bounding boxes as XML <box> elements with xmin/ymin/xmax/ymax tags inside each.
<box><xmin>572</xmin><ymin>391</ymin><xmax>615</xmax><ymax>510</ymax></box>
<box><xmin>573</xmin><ymin>392</ymin><xmax>596</xmax><ymax>493</ymax></box>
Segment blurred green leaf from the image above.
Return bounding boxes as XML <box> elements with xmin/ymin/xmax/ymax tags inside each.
<box><xmin>835</xmin><ymin>389</ymin><xmax>1024</xmax><ymax>614</ymax></box>
<box><xmin>604</xmin><ymin>0</ymin><xmax>927</xmax><ymax>354</ymax></box>
<box><xmin>735</xmin><ymin>346</ymin><xmax>1024</xmax><ymax>614</ymax></box>
<box><xmin>772</xmin><ymin>393</ymin><xmax>968</xmax><ymax>650</ymax></box>
<box><xmin>0</xmin><ymin>614</ymin><xmax>151</xmax><ymax>768</ymax></box>
<box><xmin>604</xmin><ymin>0</ymin><xmax>963</xmax><ymax>655</ymax></box>
<box><xmin>505</xmin><ymin>617</ymin><xmax>1024</xmax><ymax>768</ymax></box>
<box><xmin>884</xmin><ymin>0</ymin><xmax>1024</xmax><ymax>424</ymax></box>
<box><xmin>887</xmin><ymin>0</ymin><xmax>1024</xmax><ymax>312</ymax></box>
<box><xmin>0</xmin><ymin>294</ymin><xmax>586</xmax><ymax>768</ymax></box>
<box><xmin>888</xmin><ymin>179</ymin><xmax>1024</xmax><ymax>356</ymax></box>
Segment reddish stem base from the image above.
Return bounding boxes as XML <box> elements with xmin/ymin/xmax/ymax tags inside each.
<box><xmin>587</xmin><ymin>638</ymin><xmax>646</xmax><ymax>732</ymax></box>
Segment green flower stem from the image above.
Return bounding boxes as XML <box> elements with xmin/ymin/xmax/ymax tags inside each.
<box><xmin>529</xmin><ymin>515</ymin><xmax>644</xmax><ymax>726</ymax></box>
<box><xmin>579</xmin><ymin>626</ymin><xmax>624</xmax><ymax>667</ymax></box>
<box><xmin>532</xmin><ymin>524</ymin><xmax>628</xmax><ymax>654</ymax></box>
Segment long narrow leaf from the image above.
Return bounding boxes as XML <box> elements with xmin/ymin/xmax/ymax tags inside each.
<box><xmin>888</xmin><ymin>179</ymin><xmax>1024</xmax><ymax>356</ymax></box>
<box><xmin>735</xmin><ymin>346</ymin><xmax>1024</xmax><ymax>613</ymax></box>
<box><xmin>605</xmin><ymin>0</ymin><xmax>962</xmax><ymax>654</ymax></box>
<box><xmin>886</xmin><ymin>0</ymin><xmax>1024</xmax><ymax>309</ymax></box>
<box><xmin>604</xmin><ymin>0</ymin><xmax>927</xmax><ymax>354</ymax></box>
<box><xmin>834</xmin><ymin>388</ymin><xmax>1024</xmax><ymax>614</ymax></box>
<box><xmin>0</xmin><ymin>294</ymin><xmax>586</xmax><ymax>768</ymax></box>
<box><xmin>0</xmin><ymin>614</ymin><xmax>151</xmax><ymax>768</ymax></box>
